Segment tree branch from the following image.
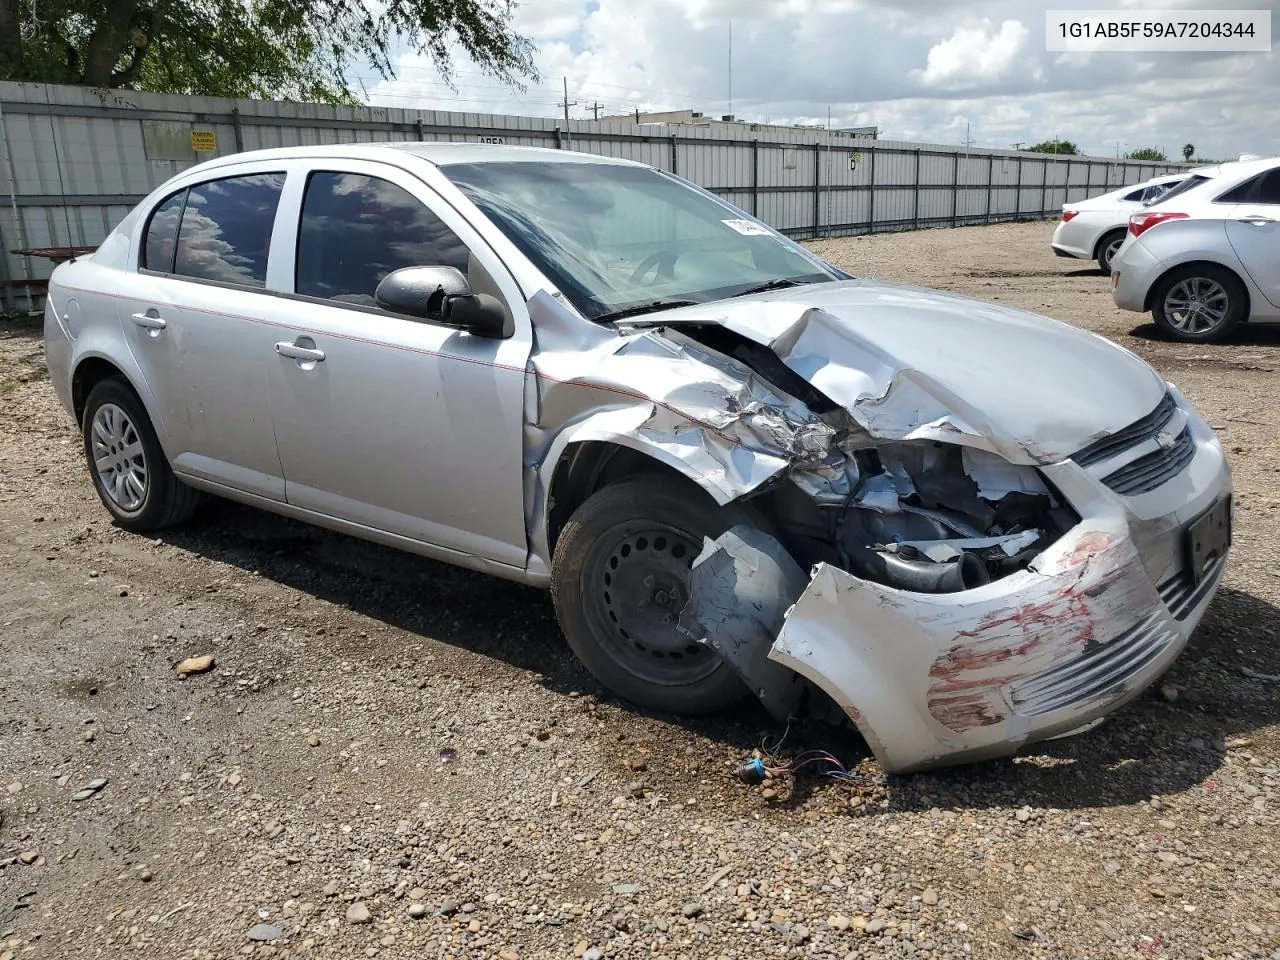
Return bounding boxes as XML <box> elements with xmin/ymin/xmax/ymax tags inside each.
<box><xmin>109</xmin><ymin>37</ymin><xmax>149</xmax><ymax>87</ymax></box>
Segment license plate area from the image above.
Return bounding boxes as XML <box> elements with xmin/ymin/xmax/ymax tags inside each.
<box><xmin>1186</xmin><ymin>495</ymin><xmax>1231</xmax><ymax>584</ymax></box>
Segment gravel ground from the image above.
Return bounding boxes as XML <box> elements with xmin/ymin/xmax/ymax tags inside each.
<box><xmin>2</xmin><ymin>220</ymin><xmax>1278</xmax><ymax>960</ymax></box>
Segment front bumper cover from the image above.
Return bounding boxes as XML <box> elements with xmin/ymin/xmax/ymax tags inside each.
<box><xmin>763</xmin><ymin>435</ymin><xmax>1230</xmax><ymax>773</ymax></box>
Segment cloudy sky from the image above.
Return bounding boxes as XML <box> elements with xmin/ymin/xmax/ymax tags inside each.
<box><xmin>359</xmin><ymin>0</ymin><xmax>1278</xmax><ymax>160</ymax></box>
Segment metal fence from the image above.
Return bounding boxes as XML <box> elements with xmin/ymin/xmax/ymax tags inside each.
<box><xmin>0</xmin><ymin>81</ymin><xmax>1186</xmax><ymax>313</ymax></box>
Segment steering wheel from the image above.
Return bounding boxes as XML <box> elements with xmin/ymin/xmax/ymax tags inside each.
<box><xmin>630</xmin><ymin>250</ymin><xmax>680</xmax><ymax>284</ymax></box>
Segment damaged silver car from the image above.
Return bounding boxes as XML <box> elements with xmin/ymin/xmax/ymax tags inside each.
<box><xmin>45</xmin><ymin>144</ymin><xmax>1232</xmax><ymax>772</ymax></box>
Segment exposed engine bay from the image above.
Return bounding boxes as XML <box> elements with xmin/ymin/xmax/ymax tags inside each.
<box><xmin>674</xmin><ymin>323</ymin><xmax>1077</xmax><ymax>595</ymax></box>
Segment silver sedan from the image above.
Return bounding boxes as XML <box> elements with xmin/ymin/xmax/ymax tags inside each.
<box><xmin>45</xmin><ymin>144</ymin><xmax>1231</xmax><ymax>772</ymax></box>
<box><xmin>1112</xmin><ymin>156</ymin><xmax>1280</xmax><ymax>341</ymax></box>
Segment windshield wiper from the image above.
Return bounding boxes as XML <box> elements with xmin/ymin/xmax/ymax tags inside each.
<box><xmin>729</xmin><ymin>278</ymin><xmax>807</xmax><ymax>297</ymax></box>
<box><xmin>595</xmin><ymin>299</ymin><xmax>699</xmax><ymax>323</ymax></box>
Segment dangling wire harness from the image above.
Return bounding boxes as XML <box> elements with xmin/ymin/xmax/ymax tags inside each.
<box><xmin>734</xmin><ymin>749</ymin><xmax>886</xmax><ymax>791</ymax></box>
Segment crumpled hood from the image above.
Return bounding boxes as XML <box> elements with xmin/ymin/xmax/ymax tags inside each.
<box><xmin>640</xmin><ymin>279</ymin><xmax>1166</xmax><ymax>465</ymax></box>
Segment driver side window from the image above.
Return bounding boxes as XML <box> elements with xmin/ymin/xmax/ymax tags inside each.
<box><xmin>295</xmin><ymin>171</ymin><xmax>471</xmax><ymax>307</ymax></box>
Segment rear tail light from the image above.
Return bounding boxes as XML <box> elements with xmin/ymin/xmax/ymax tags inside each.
<box><xmin>1061</xmin><ymin>210</ymin><xmax>1079</xmax><ymax>222</ymax></box>
<box><xmin>1129</xmin><ymin>211</ymin><xmax>1188</xmax><ymax>237</ymax></box>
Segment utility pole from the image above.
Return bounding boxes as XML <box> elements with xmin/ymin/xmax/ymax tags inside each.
<box><xmin>1011</xmin><ymin>141</ymin><xmax>1025</xmax><ymax>151</ymax></box>
<box><xmin>727</xmin><ymin>20</ymin><xmax>733</xmax><ymax>119</ymax></box>
<box><xmin>561</xmin><ymin>77</ymin><xmax>577</xmax><ymax>127</ymax></box>
<box><xmin>591</xmin><ymin>102</ymin><xmax>601</xmax><ymax>120</ymax></box>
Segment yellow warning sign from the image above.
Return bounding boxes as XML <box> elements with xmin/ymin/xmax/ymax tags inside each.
<box><xmin>191</xmin><ymin>130</ymin><xmax>217</xmax><ymax>152</ymax></box>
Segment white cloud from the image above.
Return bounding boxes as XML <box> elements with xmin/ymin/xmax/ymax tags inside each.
<box><xmin>363</xmin><ymin>0</ymin><xmax>1280</xmax><ymax>161</ymax></box>
<box><xmin>919</xmin><ymin>19</ymin><xmax>1030</xmax><ymax>89</ymax></box>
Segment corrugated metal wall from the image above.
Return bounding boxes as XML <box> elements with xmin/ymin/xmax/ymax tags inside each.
<box><xmin>0</xmin><ymin>81</ymin><xmax>1186</xmax><ymax>313</ymax></box>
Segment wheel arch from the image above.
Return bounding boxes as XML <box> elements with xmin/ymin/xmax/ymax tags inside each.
<box><xmin>1143</xmin><ymin>259</ymin><xmax>1252</xmax><ymax>315</ymax></box>
<box><xmin>1092</xmin><ymin>226</ymin><xmax>1127</xmax><ymax>261</ymax></box>
<box><xmin>544</xmin><ymin>439</ymin><xmax>722</xmax><ymax>558</ymax></box>
<box><xmin>71</xmin><ymin>353</ymin><xmax>174</xmax><ymax>455</ymax></box>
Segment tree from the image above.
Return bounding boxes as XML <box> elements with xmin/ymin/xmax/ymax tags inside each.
<box><xmin>1183</xmin><ymin>143</ymin><xmax>1195</xmax><ymax>161</ymax></box>
<box><xmin>1126</xmin><ymin>147</ymin><xmax>1168</xmax><ymax>162</ymax></box>
<box><xmin>1027</xmin><ymin>139</ymin><xmax>1078</xmax><ymax>155</ymax></box>
<box><xmin>0</xmin><ymin>0</ymin><xmax>537</xmax><ymax>103</ymax></box>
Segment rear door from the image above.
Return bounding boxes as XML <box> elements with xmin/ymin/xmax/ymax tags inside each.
<box><xmin>264</xmin><ymin>159</ymin><xmax>533</xmax><ymax>568</ymax></box>
<box><xmin>129</xmin><ymin>169</ymin><xmax>289</xmax><ymax>499</ymax></box>
<box><xmin>1223</xmin><ymin>168</ymin><xmax>1280</xmax><ymax>308</ymax></box>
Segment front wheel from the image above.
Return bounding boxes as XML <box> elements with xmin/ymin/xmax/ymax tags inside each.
<box><xmin>82</xmin><ymin>376</ymin><xmax>201</xmax><ymax>530</ymax></box>
<box><xmin>1151</xmin><ymin>265</ymin><xmax>1247</xmax><ymax>343</ymax></box>
<box><xmin>550</xmin><ymin>477</ymin><xmax>752</xmax><ymax>714</ymax></box>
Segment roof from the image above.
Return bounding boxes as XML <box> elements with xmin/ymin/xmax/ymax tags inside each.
<box><xmin>1185</xmin><ymin>155</ymin><xmax>1280</xmax><ymax>180</ymax></box>
<box><xmin>187</xmin><ymin>142</ymin><xmax>644</xmax><ymax>175</ymax></box>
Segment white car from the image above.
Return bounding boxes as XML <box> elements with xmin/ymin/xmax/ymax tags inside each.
<box><xmin>1051</xmin><ymin>174</ymin><xmax>1188</xmax><ymax>275</ymax></box>
<box><xmin>1112</xmin><ymin>157</ymin><xmax>1280</xmax><ymax>342</ymax></box>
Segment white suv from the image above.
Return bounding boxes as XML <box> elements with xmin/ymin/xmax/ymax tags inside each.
<box><xmin>1111</xmin><ymin>157</ymin><xmax>1280</xmax><ymax>342</ymax></box>
<box><xmin>1051</xmin><ymin>174</ymin><xmax>1187</xmax><ymax>275</ymax></box>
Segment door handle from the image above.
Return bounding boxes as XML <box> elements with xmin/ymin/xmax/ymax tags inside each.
<box><xmin>1237</xmin><ymin>215</ymin><xmax>1276</xmax><ymax>226</ymax></box>
<box><xmin>275</xmin><ymin>340</ymin><xmax>326</xmax><ymax>363</ymax></box>
<box><xmin>130</xmin><ymin>311</ymin><xmax>167</xmax><ymax>330</ymax></box>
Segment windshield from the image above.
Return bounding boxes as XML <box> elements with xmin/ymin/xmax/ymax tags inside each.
<box><xmin>441</xmin><ymin>161</ymin><xmax>842</xmax><ymax>320</ymax></box>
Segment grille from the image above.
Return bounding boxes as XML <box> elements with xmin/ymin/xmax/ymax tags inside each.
<box><xmin>1073</xmin><ymin>392</ymin><xmax>1176</xmax><ymax>468</ymax></box>
<box><xmin>1008</xmin><ymin>615</ymin><xmax>1174</xmax><ymax>717</ymax></box>
<box><xmin>1158</xmin><ymin>554</ymin><xmax>1227</xmax><ymax>621</ymax></box>
<box><xmin>1100</xmin><ymin>427</ymin><xmax>1195</xmax><ymax>495</ymax></box>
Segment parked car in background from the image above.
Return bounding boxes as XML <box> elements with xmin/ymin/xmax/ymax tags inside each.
<box><xmin>44</xmin><ymin>144</ymin><xmax>1232</xmax><ymax>773</ymax></box>
<box><xmin>1052</xmin><ymin>174</ymin><xmax>1188</xmax><ymax>275</ymax></box>
<box><xmin>1112</xmin><ymin>156</ymin><xmax>1280</xmax><ymax>342</ymax></box>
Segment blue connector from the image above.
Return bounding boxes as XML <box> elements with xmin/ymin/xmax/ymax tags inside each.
<box><xmin>734</xmin><ymin>757</ymin><xmax>768</xmax><ymax>783</ymax></box>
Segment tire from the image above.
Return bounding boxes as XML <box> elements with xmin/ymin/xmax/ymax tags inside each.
<box><xmin>1096</xmin><ymin>230</ymin><xmax>1126</xmax><ymax>276</ymax></box>
<box><xmin>81</xmin><ymin>376</ymin><xmax>201</xmax><ymax>530</ymax></box>
<box><xmin>1151</xmin><ymin>264</ymin><xmax>1247</xmax><ymax>343</ymax></box>
<box><xmin>551</xmin><ymin>477</ymin><xmax>755</xmax><ymax>714</ymax></box>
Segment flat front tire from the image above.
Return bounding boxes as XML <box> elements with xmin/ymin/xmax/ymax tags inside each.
<box><xmin>82</xmin><ymin>376</ymin><xmax>201</xmax><ymax>530</ymax></box>
<box><xmin>550</xmin><ymin>477</ymin><xmax>752</xmax><ymax>714</ymax></box>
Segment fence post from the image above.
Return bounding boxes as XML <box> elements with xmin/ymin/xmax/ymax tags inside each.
<box><xmin>670</xmin><ymin>135</ymin><xmax>678</xmax><ymax>175</ymax></box>
<box><xmin>1015</xmin><ymin>156</ymin><xmax>1023</xmax><ymax>219</ymax></box>
<box><xmin>951</xmin><ymin>151</ymin><xmax>960</xmax><ymax>228</ymax></box>
<box><xmin>985</xmin><ymin>154</ymin><xmax>994</xmax><ymax>223</ymax></box>
<box><xmin>231</xmin><ymin>107</ymin><xmax>245</xmax><ymax>152</ymax></box>
<box><xmin>554</xmin><ymin>127</ymin><xmax>563</xmax><ymax>149</ymax></box>
<box><xmin>867</xmin><ymin>148</ymin><xmax>876</xmax><ymax>234</ymax></box>
<box><xmin>1064</xmin><ymin>158</ymin><xmax>1072</xmax><ymax>205</ymax></box>
<box><xmin>415</xmin><ymin>118</ymin><xmax>425</xmax><ymax>142</ymax></box>
<box><xmin>812</xmin><ymin>141</ymin><xmax>822</xmax><ymax>239</ymax></box>
<box><xmin>1040</xmin><ymin>160</ymin><xmax>1048</xmax><ymax>216</ymax></box>
<box><xmin>751</xmin><ymin>138</ymin><xmax>759</xmax><ymax>218</ymax></box>
<box><xmin>912</xmin><ymin>148</ymin><xmax>921</xmax><ymax>230</ymax></box>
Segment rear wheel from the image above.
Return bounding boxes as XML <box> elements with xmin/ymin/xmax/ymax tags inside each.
<box><xmin>1096</xmin><ymin>230</ymin><xmax>1126</xmax><ymax>275</ymax></box>
<box><xmin>82</xmin><ymin>376</ymin><xmax>201</xmax><ymax>530</ymax></box>
<box><xmin>550</xmin><ymin>477</ymin><xmax>753</xmax><ymax>714</ymax></box>
<box><xmin>1151</xmin><ymin>264</ymin><xmax>1247</xmax><ymax>343</ymax></box>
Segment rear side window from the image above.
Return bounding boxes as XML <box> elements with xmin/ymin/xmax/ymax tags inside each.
<box><xmin>1216</xmin><ymin>175</ymin><xmax>1260</xmax><ymax>203</ymax></box>
<box><xmin>1122</xmin><ymin>188</ymin><xmax>1147</xmax><ymax>202</ymax></box>
<box><xmin>1256</xmin><ymin>169</ymin><xmax>1280</xmax><ymax>204</ymax></box>
<box><xmin>173</xmin><ymin>173</ymin><xmax>285</xmax><ymax>287</ymax></box>
<box><xmin>295</xmin><ymin>171</ymin><xmax>470</xmax><ymax>307</ymax></box>
<box><xmin>143</xmin><ymin>190</ymin><xmax>186</xmax><ymax>272</ymax></box>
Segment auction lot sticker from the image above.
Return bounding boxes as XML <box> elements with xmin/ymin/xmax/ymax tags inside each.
<box><xmin>1047</xmin><ymin>9</ymin><xmax>1270</xmax><ymax>51</ymax></box>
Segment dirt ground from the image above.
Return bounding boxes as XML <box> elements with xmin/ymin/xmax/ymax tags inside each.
<box><xmin>1</xmin><ymin>220</ymin><xmax>1277</xmax><ymax>960</ymax></box>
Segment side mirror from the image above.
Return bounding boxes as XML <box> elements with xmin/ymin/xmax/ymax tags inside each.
<box><xmin>374</xmin><ymin>266</ymin><xmax>513</xmax><ymax>339</ymax></box>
